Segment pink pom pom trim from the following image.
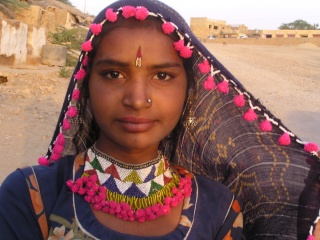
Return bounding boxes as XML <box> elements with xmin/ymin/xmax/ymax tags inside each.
<box><xmin>179</xmin><ymin>46</ymin><xmax>193</xmax><ymax>58</ymax></box>
<box><xmin>72</xmin><ymin>89</ymin><xmax>80</xmax><ymax>100</ymax></box>
<box><xmin>278</xmin><ymin>133</ymin><xmax>291</xmax><ymax>146</ymax></box>
<box><xmin>53</xmin><ymin>144</ymin><xmax>64</xmax><ymax>154</ymax></box>
<box><xmin>259</xmin><ymin>120</ymin><xmax>273</xmax><ymax>132</ymax></box>
<box><xmin>243</xmin><ymin>109</ymin><xmax>258</xmax><ymax>122</ymax></box>
<box><xmin>38</xmin><ymin>157</ymin><xmax>50</xmax><ymax>166</ymax></box>
<box><xmin>135</xmin><ymin>6</ymin><xmax>149</xmax><ymax>21</ymax></box>
<box><xmin>162</xmin><ymin>22</ymin><xmax>175</xmax><ymax>34</ymax></box>
<box><xmin>74</xmin><ymin>68</ymin><xmax>86</xmax><ymax>80</ymax></box>
<box><xmin>62</xmin><ymin>118</ymin><xmax>71</xmax><ymax>130</ymax></box>
<box><xmin>81</xmin><ymin>40</ymin><xmax>93</xmax><ymax>52</ymax></box>
<box><xmin>56</xmin><ymin>133</ymin><xmax>65</xmax><ymax>145</ymax></box>
<box><xmin>307</xmin><ymin>235</ymin><xmax>315</xmax><ymax>240</ymax></box>
<box><xmin>50</xmin><ymin>152</ymin><xmax>61</xmax><ymax>161</ymax></box>
<box><xmin>198</xmin><ymin>60</ymin><xmax>210</xmax><ymax>74</ymax></box>
<box><xmin>203</xmin><ymin>76</ymin><xmax>215</xmax><ymax>90</ymax></box>
<box><xmin>233</xmin><ymin>94</ymin><xmax>245</xmax><ymax>107</ymax></box>
<box><xmin>174</xmin><ymin>40</ymin><xmax>184</xmax><ymax>51</ymax></box>
<box><xmin>122</xmin><ymin>6</ymin><xmax>136</xmax><ymax>18</ymax></box>
<box><xmin>66</xmin><ymin>106</ymin><xmax>78</xmax><ymax>118</ymax></box>
<box><xmin>106</xmin><ymin>8</ymin><xmax>118</xmax><ymax>22</ymax></box>
<box><xmin>304</xmin><ymin>142</ymin><xmax>319</xmax><ymax>153</ymax></box>
<box><xmin>217</xmin><ymin>80</ymin><xmax>229</xmax><ymax>94</ymax></box>
<box><xmin>90</xmin><ymin>23</ymin><xmax>102</xmax><ymax>35</ymax></box>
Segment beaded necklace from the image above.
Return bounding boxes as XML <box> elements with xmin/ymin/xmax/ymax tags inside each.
<box><xmin>67</xmin><ymin>146</ymin><xmax>193</xmax><ymax>222</ymax></box>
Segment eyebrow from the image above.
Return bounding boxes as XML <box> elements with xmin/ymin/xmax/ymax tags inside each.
<box><xmin>94</xmin><ymin>58</ymin><xmax>182</xmax><ymax>69</ymax></box>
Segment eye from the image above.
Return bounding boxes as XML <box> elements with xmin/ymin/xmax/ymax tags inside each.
<box><xmin>104</xmin><ymin>71</ymin><xmax>124</xmax><ymax>79</ymax></box>
<box><xmin>153</xmin><ymin>72</ymin><xmax>172</xmax><ymax>81</ymax></box>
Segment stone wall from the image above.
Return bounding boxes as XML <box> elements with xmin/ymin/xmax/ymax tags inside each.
<box><xmin>0</xmin><ymin>19</ymin><xmax>46</xmax><ymax>65</ymax></box>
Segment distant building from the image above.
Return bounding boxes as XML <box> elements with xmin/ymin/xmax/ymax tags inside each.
<box><xmin>190</xmin><ymin>17</ymin><xmax>320</xmax><ymax>39</ymax></box>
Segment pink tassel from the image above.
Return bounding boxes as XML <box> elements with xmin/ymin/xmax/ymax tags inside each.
<box><xmin>72</xmin><ymin>89</ymin><xmax>80</xmax><ymax>100</ymax></box>
<box><xmin>203</xmin><ymin>76</ymin><xmax>215</xmax><ymax>90</ymax></box>
<box><xmin>174</xmin><ymin>40</ymin><xmax>184</xmax><ymax>51</ymax></box>
<box><xmin>304</xmin><ymin>142</ymin><xmax>319</xmax><ymax>153</ymax></box>
<box><xmin>259</xmin><ymin>120</ymin><xmax>273</xmax><ymax>132</ymax></box>
<box><xmin>162</xmin><ymin>22</ymin><xmax>175</xmax><ymax>34</ymax></box>
<box><xmin>307</xmin><ymin>235</ymin><xmax>315</xmax><ymax>240</ymax></box>
<box><xmin>105</xmin><ymin>8</ymin><xmax>117</xmax><ymax>22</ymax></box>
<box><xmin>62</xmin><ymin>118</ymin><xmax>71</xmax><ymax>130</ymax></box>
<box><xmin>135</xmin><ymin>6</ymin><xmax>149</xmax><ymax>21</ymax></box>
<box><xmin>233</xmin><ymin>94</ymin><xmax>245</xmax><ymax>107</ymax></box>
<box><xmin>122</xmin><ymin>6</ymin><xmax>136</xmax><ymax>18</ymax></box>
<box><xmin>56</xmin><ymin>133</ymin><xmax>65</xmax><ymax>145</ymax></box>
<box><xmin>198</xmin><ymin>60</ymin><xmax>210</xmax><ymax>74</ymax></box>
<box><xmin>53</xmin><ymin>144</ymin><xmax>64</xmax><ymax>154</ymax></box>
<box><xmin>278</xmin><ymin>133</ymin><xmax>291</xmax><ymax>146</ymax></box>
<box><xmin>179</xmin><ymin>46</ymin><xmax>193</xmax><ymax>58</ymax></box>
<box><xmin>74</xmin><ymin>68</ymin><xmax>86</xmax><ymax>80</ymax></box>
<box><xmin>50</xmin><ymin>152</ymin><xmax>61</xmax><ymax>161</ymax></box>
<box><xmin>243</xmin><ymin>109</ymin><xmax>258</xmax><ymax>122</ymax></box>
<box><xmin>82</xmin><ymin>55</ymin><xmax>89</xmax><ymax>66</ymax></box>
<box><xmin>66</xmin><ymin>106</ymin><xmax>78</xmax><ymax>118</ymax></box>
<box><xmin>217</xmin><ymin>80</ymin><xmax>229</xmax><ymax>94</ymax></box>
<box><xmin>38</xmin><ymin>156</ymin><xmax>50</xmax><ymax>166</ymax></box>
<box><xmin>81</xmin><ymin>40</ymin><xmax>93</xmax><ymax>52</ymax></box>
<box><xmin>90</xmin><ymin>23</ymin><xmax>102</xmax><ymax>35</ymax></box>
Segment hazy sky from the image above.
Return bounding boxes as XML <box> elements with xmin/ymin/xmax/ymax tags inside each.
<box><xmin>70</xmin><ymin>0</ymin><xmax>320</xmax><ymax>30</ymax></box>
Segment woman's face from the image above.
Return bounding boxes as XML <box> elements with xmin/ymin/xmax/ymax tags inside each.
<box><xmin>89</xmin><ymin>26</ymin><xmax>187</xmax><ymax>161</ymax></box>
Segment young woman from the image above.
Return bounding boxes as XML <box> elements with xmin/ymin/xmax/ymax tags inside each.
<box><xmin>0</xmin><ymin>0</ymin><xmax>318</xmax><ymax>239</ymax></box>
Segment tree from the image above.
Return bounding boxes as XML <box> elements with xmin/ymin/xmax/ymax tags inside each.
<box><xmin>279</xmin><ymin>20</ymin><xmax>319</xmax><ymax>30</ymax></box>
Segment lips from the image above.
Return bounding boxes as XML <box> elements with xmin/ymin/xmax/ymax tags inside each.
<box><xmin>116</xmin><ymin>117</ymin><xmax>155</xmax><ymax>133</ymax></box>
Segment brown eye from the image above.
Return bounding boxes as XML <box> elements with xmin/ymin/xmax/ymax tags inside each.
<box><xmin>154</xmin><ymin>72</ymin><xmax>171</xmax><ymax>81</ymax></box>
<box><xmin>105</xmin><ymin>71</ymin><xmax>124</xmax><ymax>79</ymax></box>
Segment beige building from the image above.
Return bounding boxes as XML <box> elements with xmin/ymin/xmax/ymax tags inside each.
<box><xmin>190</xmin><ymin>17</ymin><xmax>320</xmax><ymax>39</ymax></box>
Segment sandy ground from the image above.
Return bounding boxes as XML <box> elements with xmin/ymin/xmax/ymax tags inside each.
<box><xmin>0</xmin><ymin>43</ymin><xmax>319</xmax><ymax>183</ymax></box>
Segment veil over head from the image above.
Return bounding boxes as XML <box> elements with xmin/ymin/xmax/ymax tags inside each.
<box><xmin>40</xmin><ymin>0</ymin><xmax>320</xmax><ymax>238</ymax></box>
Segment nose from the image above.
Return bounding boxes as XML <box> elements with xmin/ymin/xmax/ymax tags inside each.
<box><xmin>122</xmin><ymin>78</ymin><xmax>151</xmax><ymax>110</ymax></box>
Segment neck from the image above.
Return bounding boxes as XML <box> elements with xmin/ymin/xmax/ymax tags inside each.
<box><xmin>94</xmin><ymin>140</ymin><xmax>160</xmax><ymax>165</ymax></box>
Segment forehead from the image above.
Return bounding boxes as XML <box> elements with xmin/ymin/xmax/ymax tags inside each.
<box><xmin>94</xmin><ymin>27</ymin><xmax>182</xmax><ymax>64</ymax></box>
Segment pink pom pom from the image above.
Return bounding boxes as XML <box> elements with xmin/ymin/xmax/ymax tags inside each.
<box><xmin>62</xmin><ymin>118</ymin><xmax>71</xmax><ymax>130</ymax></box>
<box><xmin>198</xmin><ymin>60</ymin><xmax>210</xmax><ymax>74</ymax></box>
<box><xmin>174</xmin><ymin>40</ymin><xmax>184</xmax><ymax>51</ymax></box>
<box><xmin>81</xmin><ymin>40</ymin><xmax>92</xmax><ymax>52</ymax></box>
<box><xmin>217</xmin><ymin>80</ymin><xmax>229</xmax><ymax>94</ymax></box>
<box><xmin>105</xmin><ymin>8</ymin><xmax>117</xmax><ymax>22</ymax></box>
<box><xmin>66</xmin><ymin>106</ymin><xmax>78</xmax><ymax>118</ymax></box>
<box><xmin>278</xmin><ymin>133</ymin><xmax>291</xmax><ymax>146</ymax></box>
<box><xmin>243</xmin><ymin>109</ymin><xmax>258</xmax><ymax>121</ymax></box>
<box><xmin>82</xmin><ymin>55</ymin><xmax>89</xmax><ymax>66</ymax></box>
<box><xmin>50</xmin><ymin>152</ymin><xmax>61</xmax><ymax>161</ymax></box>
<box><xmin>135</xmin><ymin>6</ymin><xmax>149</xmax><ymax>21</ymax></box>
<box><xmin>74</xmin><ymin>68</ymin><xmax>86</xmax><ymax>80</ymax></box>
<box><xmin>179</xmin><ymin>46</ymin><xmax>193</xmax><ymax>58</ymax></box>
<box><xmin>259</xmin><ymin>119</ymin><xmax>273</xmax><ymax>132</ymax></box>
<box><xmin>90</xmin><ymin>23</ymin><xmax>102</xmax><ymax>35</ymax></box>
<box><xmin>162</xmin><ymin>22</ymin><xmax>175</xmax><ymax>34</ymax></box>
<box><xmin>38</xmin><ymin>156</ymin><xmax>49</xmax><ymax>166</ymax></box>
<box><xmin>72</xmin><ymin>89</ymin><xmax>80</xmax><ymax>100</ymax></box>
<box><xmin>233</xmin><ymin>94</ymin><xmax>245</xmax><ymax>107</ymax></box>
<box><xmin>53</xmin><ymin>144</ymin><xmax>64</xmax><ymax>154</ymax></box>
<box><xmin>304</xmin><ymin>142</ymin><xmax>319</xmax><ymax>153</ymax></box>
<box><xmin>56</xmin><ymin>133</ymin><xmax>65</xmax><ymax>146</ymax></box>
<box><xmin>122</xmin><ymin>6</ymin><xmax>136</xmax><ymax>18</ymax></box>
<box><xmin>307</xmin><ymin>235</ymin><xmax>315</xmax><ymax>240</ymax></box>
<box><xmin>203</xmin><ymin>76</ymin><xmax>215</xmax><ymax>90</ymax></box>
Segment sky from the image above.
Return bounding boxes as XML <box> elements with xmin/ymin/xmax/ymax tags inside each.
<box><xmin>69</xmin><ymin>0</ymin><xmax>320</xmax><ymax>30</ymax></box>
